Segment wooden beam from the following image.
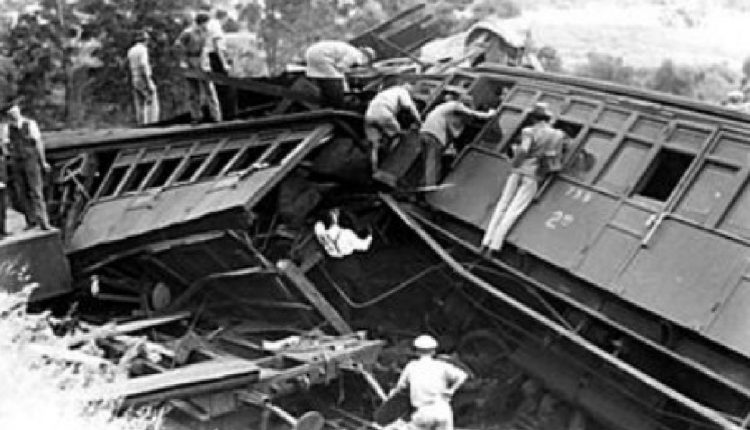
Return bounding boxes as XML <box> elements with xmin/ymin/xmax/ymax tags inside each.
<box><xmin>276</xmin><ymin>260</ymin><xmax>352</xmax><ymax>335</ymax></box>
<box><xmin>177</xmin><ymin>69</ymin><xmax>320</xmax><ymax>106</ymax></box>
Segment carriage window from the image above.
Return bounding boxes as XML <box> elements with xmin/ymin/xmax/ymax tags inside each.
<box><xmin>712</xmin><ymin>135</ymin><xmax>748</xmax><ymax>161</ymax></box>
<box><xmin>629</xmin><ymin>117</ymin><xmax>667</xmax><ymax>139</ymax></box>
<box><xmin>146</xmin><ymin>158</ymin><xmax>182</xmax><ymax>188</ymax></box>
<box><xmin>666</xmin><ymin>126</ymin><xmax>710</xmax><ymax>152</ymax></box>
<box><xmin>227</xmin><ymin>145</ymin><xmax>268</xmax><ymax>172</ymax></box>
<box><xmin>175</xmin><ymin>154</ymin><xmax>208</xmax><ymax>183</ymax></box>
<box><xmin>562</xmin><ymin>101</ymin><xmax>597</xmax><ymax>122</ymax></box>
<box><xmin>199</xmin><ymin>149</ymin><xmax>238</xmax><ymax>179</ymax></box>
<box><xmin>676</xmin><ymin>162</ymin><xmax>738</xmax><ymax>223</ymax></box>
<box><xmin>98</xmin><ymin>165</ymin><xmax>128</xmax><ymax>198</ymax></box>
<box><xmin>122</xmin><ymin>162</ymin><xmax>155</xmax><ymax>193</ymax></box>
<box><xmin>596</xmin><ymin>108</ymin><xmax>630</xmax><ymax>129</ymax></box>
<box><xmin>720</xmin><ymin>181</ymin><xmax>750</xmax><ymax>238</ymax></box>
<box><xmin>596</xmin><ymin>139</ymin><xmax>651</xmax><ymax>194</ymax></box>
<box><xmin>633</xmin><ymin>148</ymin><xmax>694</xmax><ymax>202</ymax></box>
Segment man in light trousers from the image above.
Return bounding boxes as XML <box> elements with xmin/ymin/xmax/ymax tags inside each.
<box><xmin>482</xmin><ymin>102</ymin><xmax>565</xmax><ymax>253</ymax></box>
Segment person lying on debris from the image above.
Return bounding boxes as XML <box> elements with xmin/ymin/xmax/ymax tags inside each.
<box><xmin>314</xmin><ymin>208</ymin><xmax>372</xmax><ymax>258</ymax></box>
<box><xmin>365</xmin><ymin>82</ymin><xmax>422</xmax><ymax>172</ymax></box>
<box><xmin>304</xmin><ymin>40</ymin><xmax>376</xmax><ymax>108</ymax></box>
<box><xmin>387</xmin><ymin>335</ymin><xmax>468</xmax><ymax>430</ymax></box>
<box><xmin>420</xmin><ymin>92</ymin><xmax>496</xmax><ymax>187</ymax></box>
<box><xmin>481</xmin><ymin>102</ymin><xmax>566</xmax><ymax>254</ymax></box>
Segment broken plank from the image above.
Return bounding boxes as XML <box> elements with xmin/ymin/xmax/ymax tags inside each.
<box><xmin>100</xmin><ymin>357</ymin><xmax>261</xmax><ymax>402</ymax></box>
<box><xmin>68</xmin><ymin>312</ymin><xmax>191</xmax><ymax>347</ymax></box>
<box><xmin>177</xmin><ymin>69</ymin><xmax>320</xmax><ymax>106</ymax></box>
<box><xmin>276</xmin><ymin>259</ymin><xmax>352</xmax><ymax>335</ymax></box>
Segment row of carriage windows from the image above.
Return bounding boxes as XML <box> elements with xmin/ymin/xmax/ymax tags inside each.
<box><xmin>480</xmin><ymin>84</ymin><xmax>750</xmax><ymax>239</ymax></box>
<box><xmin>97</xmin><ymin>133</ymin><xmax>303</xmax><ymax>199</ymax></box>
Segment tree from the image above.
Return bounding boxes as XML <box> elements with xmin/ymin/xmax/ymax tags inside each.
<box><xmin>648</xmin><ymin>59</ymin><xmax>694</xmax><ymax>97</ymax></box>
<box><xmin>574</xmin><ymin>53</ymin><xmax>635</xmax><ymax>86</ymax></box>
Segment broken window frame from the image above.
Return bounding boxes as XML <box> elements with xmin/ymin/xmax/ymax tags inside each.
<box><xmin>171</xmin><ymin>140</ymin><xmax>220</xmax><ymax>185</ymax></box>
<box><xmin>626</xmin><ymin>121</ymin><xmax>712</xmax><ymax>211</ymax></box>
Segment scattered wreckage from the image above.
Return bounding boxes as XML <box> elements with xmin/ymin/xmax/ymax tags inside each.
<box><xmin>6</xmin><ymin>5</ymin><xmax>750</xmax><ymax>430</ymax></box>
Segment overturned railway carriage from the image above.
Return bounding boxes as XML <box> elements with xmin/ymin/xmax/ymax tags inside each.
<box><xmin>43</xmin><ymin>67</ymin><xmax>750</xmax><ymax>429</ymax></box>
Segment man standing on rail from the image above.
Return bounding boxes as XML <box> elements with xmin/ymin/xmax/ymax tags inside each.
<box><xmin>365</xmin><ymin>82</ymin><xmax>422</xmax><ymax>171</ymax></box>
<box><xmin>419</xmin><ymin>92</ymin><xmax>496</xmax><ymax>187</ymax></box>
<box><xmin>481</xmin><ymin>102</ymin><xmax>566</xmax><ymax>254</ymax></box>
<box><xmin>388</xmin><ymin>334</ymin><xmax>468</xmax><ymax>430</ymax></box>
<box><xmin>127</xmin><ymin>30</ymin><xmax>159</xmax><ymax>125</ymax></box>
<box><xmin>175</xmin><ymin>12</ymin><xmax>222</xmax><ymax>123</ymax></box>
<box><xmin>304</xmin><ymin>40</ymin><xmax>376</xmax><ymax>108</ymax></box>
<box><xmin>1</xmin><ymin>98</ymin><xmax>51</xmax><ymax>230</ymax></box>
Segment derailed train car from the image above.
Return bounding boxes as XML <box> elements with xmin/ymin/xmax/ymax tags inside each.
<box><xmin>42</xmin><ymin>64</ymin><xmax>750</xmax><ymax>429</ymax></box>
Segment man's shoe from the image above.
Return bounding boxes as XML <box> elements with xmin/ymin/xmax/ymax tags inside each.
<box><xmin>23</xmin><ymin>223</ymin><xmax>37</xmax><ymax>231</ymax></box>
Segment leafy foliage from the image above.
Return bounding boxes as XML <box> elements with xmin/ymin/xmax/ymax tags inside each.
<box><xmin>0</xmin><ymin>284</ymin><xmax>161</xmax><ymax>430</ymax></box>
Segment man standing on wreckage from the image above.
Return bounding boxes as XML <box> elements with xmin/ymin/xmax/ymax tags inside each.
<box><xmin>481</xmin><ymin>102</ymin><xmax>566</xmax><ymax>254</ymax></box>
<box><xmin>386</xmin><ymin>335</ymin><xmax>468</xmax><ymax>430</ymax></box>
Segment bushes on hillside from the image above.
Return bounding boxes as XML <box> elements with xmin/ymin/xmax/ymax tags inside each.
<box><xmin>0</xmin><ymin>285</ymin><xmax>161</xmax><ymax>430</ymax></box>
<box><xmin>571</xmin><ymin>52</ymin><xmax>739</xmax><ymax>103</ymax></box>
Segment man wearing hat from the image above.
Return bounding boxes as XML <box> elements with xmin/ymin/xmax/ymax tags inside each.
<box><xmin>481</xmin><ymin>102</ymin><xmax>566</xmax><ymax>253</ymax></box>
<box><xmin>1</xmin><ymin>98</ymin><xmax>51</xmax><ymax>230</ymax></box>
<box><xmin>304</xmin><ymin>40</ymin><xmax>376</xmax><ymax>108</ymax></box>
<box><xmin>419</xmin><ymin>92</ymin><xmax>496</xmax><ymax>187</ymax></box>
<box><xmin>175</xmin><ymin>12</ymin><xmax>222</xmax><ymax>123</ymax></box>
<box><xmin>388</xmin><ymin>334</ymin><xmax>468</xmax><ymax>430</ymax></box>
<box><xmin>127</xmin><ymin>30</ymin><xmax>159</xmax><ymax>125</ymax></box>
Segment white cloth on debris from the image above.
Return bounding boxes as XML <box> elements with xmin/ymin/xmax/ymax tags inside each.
<box><xmin>314</xmin><ymin>221</ymin><xmax>372</xmax><ymax>258</ymax></box>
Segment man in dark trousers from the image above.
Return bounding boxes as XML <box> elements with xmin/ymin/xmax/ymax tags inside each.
<box><xmin>1</xmin><ymin>98</ymin><xmax>51</xmax><ymax>230</ymax></box>
<box><xmin>175</xmin><ymin>12</ymin><xmax>222</xmax><ymax>123</ymax></box>
<box><xmin>205</xmin><ymin>8</ymin><xmax>237</xmax><ymax>120</ymax></box>
<box><xmin>419</xmin><ymin>92</ymin><xmax>496</xmax><ymax>187</ymax></box>
<box><xmin>305</xmin><ymin>40</ymin><xmax>375</xmax><ymax>108</ymax></box>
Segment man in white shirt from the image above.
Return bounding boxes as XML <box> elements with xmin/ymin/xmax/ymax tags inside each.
<box><xmin>388</xmin><ymin>335</ymin><xmax>468</xmax><ymax>430</ymax></box>
<box><xmin>1</xmin><ymin>98</ymin><xmax>51</xmax><ymax>230</ymax></box>
<box><xmin>305</xmin><ymin>40</ymin><xmax>376</xmax><ymax>108</ymax></box>
<box><xmin>127</xmin><ymin>31</ymin><xmax>159</xmax><ymax>125</ymax></box>
<box><xmin>365</xmin><ymin>82</ymin><xmax>422</xmax><ymax>170</ymax></box>
<box><xmin>205</xmin><ymin>8</ymin><xmax>237</xmax><ymax>119</ymax></box>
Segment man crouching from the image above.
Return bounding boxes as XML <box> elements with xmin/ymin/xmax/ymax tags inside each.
<box><xmin>388</xmin><ymin>335</ymin><xmax>468</xmax><ymax>430</ymax></box>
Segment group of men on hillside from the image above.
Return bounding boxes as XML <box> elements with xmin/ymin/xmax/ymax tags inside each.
<box><xmin>127</xmin><ymin>7</ymin><xmax>233</xmax><ymax>126</ymax></box>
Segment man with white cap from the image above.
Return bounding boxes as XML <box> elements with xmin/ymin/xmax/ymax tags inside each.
<box><xmin>481</xmin><ymin>102</ymin><xmax>566</xmax><ymax>254</ymax></box>
<box><xmin>388</xmin><ymin>334</ymin><xmax>468</xmax><ymax>430</ymax></box>
<box><xmin>305</xmin><ymin>40</ymin><xmax>376</xmax><ymax>108</ymax></box>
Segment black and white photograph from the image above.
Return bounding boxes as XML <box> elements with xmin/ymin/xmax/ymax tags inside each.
<box><xmin>0</xmin><ymin>0</ymin><xmax>748</xmax><ymax>429</ymax></box>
